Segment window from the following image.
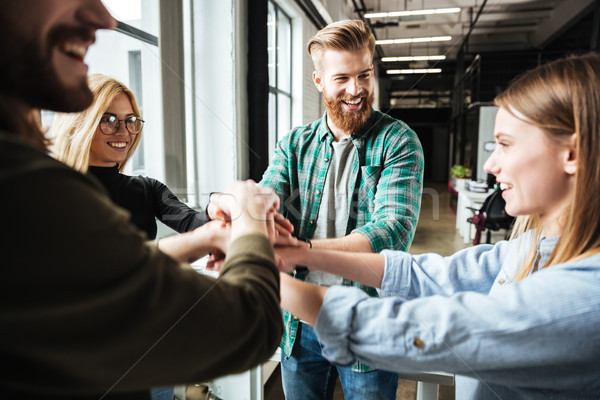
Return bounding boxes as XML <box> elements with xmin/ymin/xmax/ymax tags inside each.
<box><xmin>88</xmin><ymin>0</ymin><xmax>162</xmax><ymax>179</ymax></box>
<box><xmin>267</xmin><ymin>1</ymin><xmax>293</xmax><ymax>158</ymax></box>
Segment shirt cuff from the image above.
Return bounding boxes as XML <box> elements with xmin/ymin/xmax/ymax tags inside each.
<box><xmin>378</xmin><ymin>250</ymin><xmax>414</xmax><ymax>298</ymax></box>
<box><xmin>314</xmin><ymin>285</ymin><xmax>370</xmax><ymax>366</ymax></box>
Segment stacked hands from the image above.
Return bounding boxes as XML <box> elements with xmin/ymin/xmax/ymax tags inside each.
<box><xmin>200</xmin><ymin>180</ymin><xmax>309</xmax><ymax>269</ymax></box>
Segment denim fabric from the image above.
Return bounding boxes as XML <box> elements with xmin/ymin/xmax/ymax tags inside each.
<box><xmin>150</xmin><ymin>387</ymin><xmax>174</xmax><ymax>400</ymax></box>
<box><xmin>315</xmin><ymin>233</ymin><xmax>600</xmax><ymax>399</ymax></box>
<box><xmin>280</xmin><ymin>323</ymin><xmax>398</xmax><ymax>400</ymax></box>
<box><xmin>150</xmin><ymin>386</ymin><xmax>175</xmax><ymax>400</ymax></box>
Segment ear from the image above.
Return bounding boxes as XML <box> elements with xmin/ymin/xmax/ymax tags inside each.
<box><xmin>312</xmin><ymin>71</ymin><xmax>324</xmax><ymax>92</ymax></box>
<box><xmin>563</xmin><ymin>133</ymin><xmax>577</xmax><ymax>175</ymax></box>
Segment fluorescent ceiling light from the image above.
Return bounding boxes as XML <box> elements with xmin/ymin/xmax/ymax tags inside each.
<box><xmin>376</xmin><ymin>36</ymin><xmax>451</xmax><ymax>45</ymax></box>
<box><xmin>382</xmin><ymin>55</ymin><xmax>446</xmax><ymax>62</ymax></box>
<box><xmin>365</xmin><ymin>7</ymin><xmax>460</xmax><ymax>19</ymax></box>
<box><xmin>387</xmin><ymin>68</ymin><xmax>442</xmax><ymax>74</ymax></box>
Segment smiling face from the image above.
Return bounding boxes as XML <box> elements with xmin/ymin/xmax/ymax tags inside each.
<box><xmin>89</xmin><ymin>94</ymin><xmax>138</xmax><ymax>168</ymax></box>
<box><xmin>484</xmin><ymin>106</ymin><xmax>576</xmax><ymax>235</ymax></box>
<box><xmin>0</xmin><ymin>0</ymin><xmax>115</xmax><ymax>112</ymax></box>
<box><xmin>313</xmin><ymin>48</ymin><xmax>374</xmax><ymax>138</ymax></box>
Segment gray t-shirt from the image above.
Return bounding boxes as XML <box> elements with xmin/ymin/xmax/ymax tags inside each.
<box><xmin>306</xmin><ymin>136</ymin><xmax>356</xmax><ymax>287</ymax></box>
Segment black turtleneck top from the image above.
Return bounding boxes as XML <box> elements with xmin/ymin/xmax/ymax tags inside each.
<box><xmin>87</xmin><ymin>165</ymin><xmax>209</xmax><ymax>239</ymax></box>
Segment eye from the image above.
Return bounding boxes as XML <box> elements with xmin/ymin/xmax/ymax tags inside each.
<box><xmin>359</xmin><ymin>73</ymin><xmax>370</xmax><ymax>79</ymax></box>
<box><xmin>101</xmin><ymin>114</ymin><xmax>117</xmax><ymax>124</ymax></box>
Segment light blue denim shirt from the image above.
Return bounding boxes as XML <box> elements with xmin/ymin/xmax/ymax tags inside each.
<box><xmin>314</xmin><ymin>232</ymin><xmax>600</xmax><ymax>399</ymax></box>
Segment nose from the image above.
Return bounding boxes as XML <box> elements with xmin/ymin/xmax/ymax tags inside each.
<box><xmin>346</xmin><ymin>78</ymin><xmax>362</xmax><ymax>97</ymax></box>
<box><xmin>483</xmin><ymin>149</ymin><xmax>500</xmax><ymax>175</ymax></box>
<box><xmin>114</xmin><ymin>120</ymin><xmax>130</xmax><ymax>136</ymax></box>
<box><xmin>78</xmin><ymin>0</ymin><xmax>117</xmax><ymax>31</ymax></box>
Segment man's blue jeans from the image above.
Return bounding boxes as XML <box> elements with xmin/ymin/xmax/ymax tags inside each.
<box><xmin>281</xmin><ymin>323</ymin><xmax>399</xmax><ymax>400</ymax></box>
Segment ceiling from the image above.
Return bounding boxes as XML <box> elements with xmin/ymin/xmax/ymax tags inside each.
<box><xmin>357</xmin><ymin>0</ymin><xmax>596</xmax><ymax>60</ymax></box>
<box><xmin>351</xmin><ymin>0</ymin><xmax>598</xmax><ymax>108</ymax></box>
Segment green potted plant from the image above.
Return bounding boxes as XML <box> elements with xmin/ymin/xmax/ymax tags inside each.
<box><xmin>450</xmin><ymin>164</ymin><xmax>471</xmax><ymax>191</ymax></box>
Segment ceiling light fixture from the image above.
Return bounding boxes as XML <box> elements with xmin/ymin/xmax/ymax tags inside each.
<box><xmin>381</xmin><ymin>55</ymin><xmax>446</xmax><ymax>62</ymax></box>
<box><xmin>364</xmin><ymin>7</ymin><xmax>461</xmax><ymax>19</ymax></box>
<box><xmin>387</xmin><ymin>68</ymin><xmax>442</xmax><ymax>74</ymax></box>
<box><xmin>376</xmin><ymin>36</ymin><xmax>451</xmax><ymax>45</ymax></box>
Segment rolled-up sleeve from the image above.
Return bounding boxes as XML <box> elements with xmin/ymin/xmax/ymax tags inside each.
<box><xmin>353</xmin><ymin>127</ymin><xmax>424</xmax><ymax>252</ymax></box>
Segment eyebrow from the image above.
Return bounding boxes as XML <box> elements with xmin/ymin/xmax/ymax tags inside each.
<box><xmin>103</xmin><ymin>112</ymin><xmax>136</xmax><ymax>117</ymax></box>
<box><xmin>331</xmin><ymin>68</ymin><xmax>372</xmax><ymax>78</ymax></box>
<box><xmin>494</xmin><ymin>132</ymin><xmax>513</xmax><ymax>141</ymax></box>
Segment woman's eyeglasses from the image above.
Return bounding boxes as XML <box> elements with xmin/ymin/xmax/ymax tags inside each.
<box><xmin>99</xmin><ymin>114</ymin><xmax>144</xmax><ymax>135</ymax></box>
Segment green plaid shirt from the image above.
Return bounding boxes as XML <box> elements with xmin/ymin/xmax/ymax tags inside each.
<box><xmin>261</xmin><ymin>109</ymin><xmax>423</xmax><ymax>372</ymax></box>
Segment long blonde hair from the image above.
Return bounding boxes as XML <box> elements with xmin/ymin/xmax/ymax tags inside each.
<box><xmin>52</xmin><ymin>73</ymin><xmax>143</xmax><ymax>173</ymax></box>
<box><xmin>498</xmin><ymin>53</ymin><xmax>600</xmax><ymax>280</ymax></box>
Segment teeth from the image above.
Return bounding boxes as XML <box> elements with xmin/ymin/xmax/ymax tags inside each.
<box><xmin>60</xmin><ymin>42</ymin><xmax>87</xmax><ymax>59</ymax></box>
<box><xmin>499</xmin><ymin>182</ymin><xmax>512</xmax><ymax>190</ymax></box>
<box><xmin>345</xmin><ymin>99</ymin><xmax>361</xmax><ymax>105</ymax></box>
<box><xmin>109</xmin><ymin>142</ymin><xmax>127</xmax><ymax>148</ymax></box>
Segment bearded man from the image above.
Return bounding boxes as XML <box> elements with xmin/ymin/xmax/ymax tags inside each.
<box><xmin>261</xmin><ymin>19</ymin><xmax>424</xmax><ymax>400</ymax></box>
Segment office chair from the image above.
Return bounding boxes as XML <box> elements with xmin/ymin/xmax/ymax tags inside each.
<box><xmin>467</xmin><ymin>188</ymin><xmax>515</xmax><ymax>245</ymax></box>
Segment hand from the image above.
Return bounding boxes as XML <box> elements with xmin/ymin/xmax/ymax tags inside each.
<box><xmin>274</xmin><ymin>245</ymin><xmax>309</xmax><ymax>273</ymax></box>
<box><xmin>205</xmin><ymin>249</ymin><xmax>226</xmax><ymax>271</ymax></box>
<box><xmin>210</xmin><ymin>180</ymin><xmax>281</xmax><ymax>240</ymax></box>
<box><xmin>196</xmin><ymin>220</ymin><xmax>231</xmax><ymax>253</ymax></box>
<box><xmin>272</xmin><ymin>235</ymin><xmax>310</xmax><ymax>248</ymax></box>
<box><xmin>274</xmin><ymin>212</ymin><xmax>294</xmax><ymax>237</ymax></box>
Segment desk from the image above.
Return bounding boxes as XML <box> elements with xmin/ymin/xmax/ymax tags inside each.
<box><xmin>455</xmin><ymin>182</ymin><xmax>493</xmax><ymax>244</ymax></box>
<box><xmin>206</xmin><ymin>351</ymin><xmax>453</xmax><ymax>400</ymax></box>
<box><xmin>399</xmin><ymin>371</ymin><xmax>455</xmax><ymax>400</ymax></box>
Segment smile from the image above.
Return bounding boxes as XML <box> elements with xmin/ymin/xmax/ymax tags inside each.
<box><xmin>59</xmin><ymin>41</ymin><xmax>88</xmax><ymax>61</ymax></box>
<box><xmin>108</xmin><ymin>142</ymin><xmax>128</xmax><ymax>149</ymax></box>
<box><xmin>499</xmin><ymin>182</ymin><xmax>513</xmax><ymax>191</ymax></box>
<box><xmin>342</xmin><ymin>98</ymin><xmax>363</xmax><ymax>106</ymax></box>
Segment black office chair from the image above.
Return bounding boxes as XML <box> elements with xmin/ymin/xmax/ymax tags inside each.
<box><xmin>467</xmin><ymin>188</ymin><xmax>515</xmax><ymax>245</ymax></box>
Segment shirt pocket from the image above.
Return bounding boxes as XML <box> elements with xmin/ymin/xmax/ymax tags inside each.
<box><xmin>357</xmin><ymin>166</ymin><xmax>382</xmax><ymax>218</ymax></box>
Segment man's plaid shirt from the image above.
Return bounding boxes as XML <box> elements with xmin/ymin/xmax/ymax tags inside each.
<box><xmin>261</xmin><ymin>109</ymin><xmax>424</xmax><ymax>372</ymax></box>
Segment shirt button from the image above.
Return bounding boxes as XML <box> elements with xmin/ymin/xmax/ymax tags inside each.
<box><xmin>316</xmin><ymin>190</ymin><xmax>321</xmax><ymax>195</ymax></box>
<box><xmin>293</xmin><ymin>316</ymin><xmax>298</xmax><ymax>321</ymax></box>
<box><xmin>413</xmin><ymin>338</ymin><xmax>425</xmax><ymax>349</ymax></box>
<box><xmin>309</xmin><ymin>220</ymin><xmax>314</xmax><ymax>224</ymax></box>
<box><xmin>498</xmin><ymin>278</ymin><xmax>505</xmax><ymax>285</ymax></box>
<box><xmin>324</xmin><ymin>157</ymin><xmax>329</xmax><ymax>162</ymax></box>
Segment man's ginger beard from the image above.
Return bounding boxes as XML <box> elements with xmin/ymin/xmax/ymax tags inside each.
<box><xmin>323</xmin><ymin>89</ymin><xmax>374</xmax><ymax>134</ymax></box>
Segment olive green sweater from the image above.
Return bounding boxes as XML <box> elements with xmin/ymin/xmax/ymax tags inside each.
<box><xmin>0</xmin><ymin>133</ymin><xmax>282</xmax><ymax>399</ymax></box>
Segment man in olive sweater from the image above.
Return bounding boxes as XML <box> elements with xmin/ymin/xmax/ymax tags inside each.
<box><xmin>0</xmin><ymin>1</ymin><xmax>283</xmax><ymax>398</ymax></box>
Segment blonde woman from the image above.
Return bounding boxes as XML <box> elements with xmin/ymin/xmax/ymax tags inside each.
<box><xmin>274</xmin><ymin>53</ymin><xmax>600</xmax><ymax>399</ymax></box>
<box><xmin>53</xmin><ymin>73</ymin><xmax>209</xmax><ymax>240</ymax></box>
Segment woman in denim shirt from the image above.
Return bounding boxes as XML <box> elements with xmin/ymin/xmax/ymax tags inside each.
<box><xmin>275</xmin><ymin>53</ymin><xmax>600</xmax><ymax>399</ymax></box>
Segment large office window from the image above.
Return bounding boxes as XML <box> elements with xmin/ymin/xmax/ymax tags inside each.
<box><xmin>267</xmin><ymin>1</ymin><xmax>293</xmax><ymax>158</ymax></box>
<box><xmin>88</xmin><ymin>0</ymin><xmax>162</xmax><ymax>179</ymax></box>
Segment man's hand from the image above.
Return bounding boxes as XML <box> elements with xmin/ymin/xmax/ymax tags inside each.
<box><xmin>274</xmin><ymin>245</ymin><xmax>310</xmax><ymax>274</ymax></box>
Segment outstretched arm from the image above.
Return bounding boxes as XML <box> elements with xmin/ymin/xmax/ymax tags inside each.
<box><xmin>279</xmin><ymin>273</ymin><xmax>326</xmax><ymax>326</ymax></box>
<box><xmin>157</xmin><ymin>220</ymin><xmax>229</xmax><ymax>263</ymax></box>
<box><xmin>276</xmin><ymin>246</ymin><xmax>386</xmax><ymax>288</ymax></box>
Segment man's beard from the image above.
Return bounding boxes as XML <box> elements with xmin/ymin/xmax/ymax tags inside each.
<box><xmin>323</xmin><ymin>90</ymin><xmax>374</xmax><ymax>135</ymax></box>
<box><xmin>0</xmin><ymin>20</ymin><xmax>94</xmax><ymax>113</ymax></box>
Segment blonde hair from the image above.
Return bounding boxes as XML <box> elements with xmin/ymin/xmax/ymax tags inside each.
<box><xmin>307</xmin><ymin>19</ymin><xmax>375</xmax><ymax>72</ymax></box>
<box><xmin>52</xmin><ymin>73</ymin><xmax>143</xmax><ymax>173</ymax></box>
<box><xmin>498</xmin><ymin>53</ymin><xmax>600</xmax><ymax>280</ymax></box>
